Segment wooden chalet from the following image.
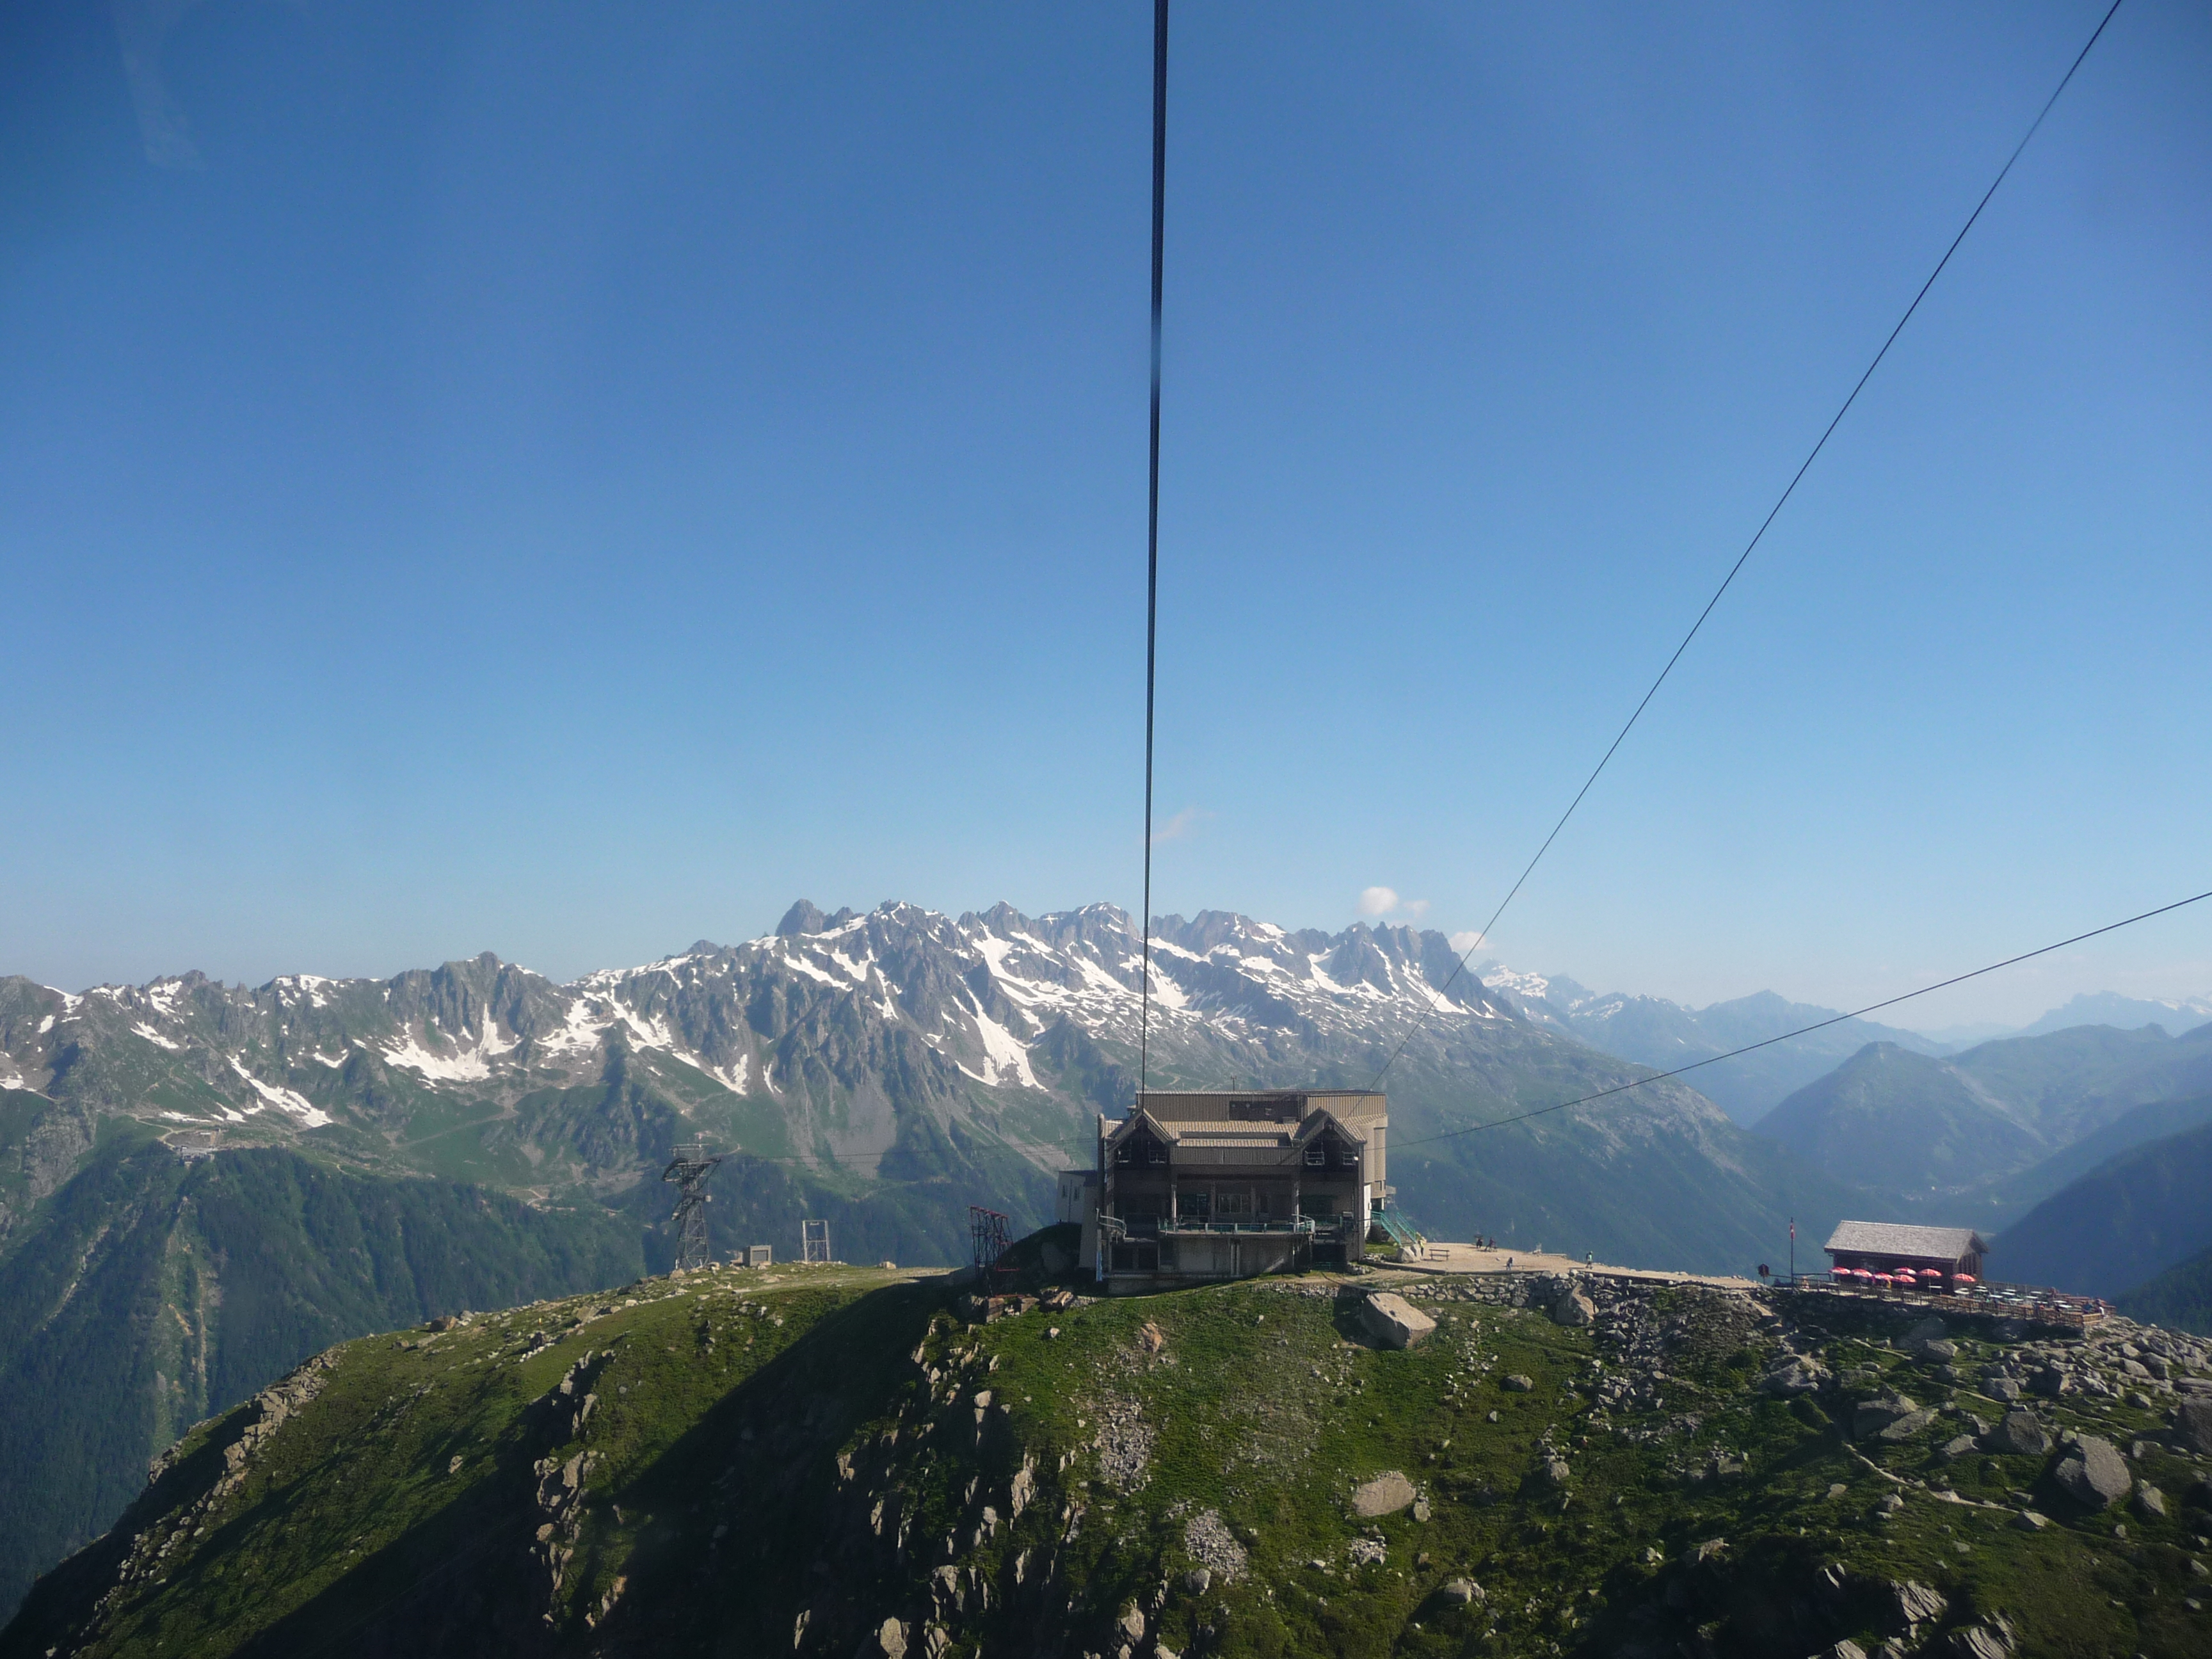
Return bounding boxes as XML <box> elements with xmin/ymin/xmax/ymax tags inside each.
<box><xmin>1822</xmin><ymin>1219</ymin><xmax>1988</xmax><ymax>1285</ymax></box>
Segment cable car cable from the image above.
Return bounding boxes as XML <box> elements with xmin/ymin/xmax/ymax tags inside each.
<box><xmin>1139</xmin><ymin>0</ymin><xmax>1169</xmax><ymax>1095</ymax></box>
<box><xmin>1362</xmin><ymin>0</ymin><xmax>2124</xmax><ymax>1094</ymax></box>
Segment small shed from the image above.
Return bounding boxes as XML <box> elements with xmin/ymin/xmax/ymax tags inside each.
<box><xmin>1822</xmin><ymin>1220</ymin><xmax>1986</xmax><ymax>1283</ymax></box>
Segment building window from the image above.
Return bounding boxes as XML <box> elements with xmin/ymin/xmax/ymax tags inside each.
<box><xmin>1146</xmin><ymin>1141</ymin><xmax>1167</xmax><ymax>1167</ymax></box>
<box><xmin>1218</xmin><ymin>1190</ymin><xmax>1252</xmax><ymax>1218</ymax></box>
<box><xmin>1304</xmin><ymin>1145</ymin><xmax>1326</xmax><ymax>1167</ymax></box>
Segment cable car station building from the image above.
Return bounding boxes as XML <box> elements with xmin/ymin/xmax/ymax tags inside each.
<box><xmin>1075</xmin><ymin>1089</ymin><xmax>1388</xmax><ymax>1290</ymax></box>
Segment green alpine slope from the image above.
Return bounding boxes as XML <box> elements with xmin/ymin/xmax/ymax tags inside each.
<box><xmin>9</xmin><ymin>1247</ymin><xmax>2210</xmax><ymax>1659</ymax></box>
<box><xmin>0</xmin><ymin>1141</ymin><xmax>643</xmax><ymax>1621</ymax></box>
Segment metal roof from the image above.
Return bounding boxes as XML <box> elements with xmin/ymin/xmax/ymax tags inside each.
<box><xmin>1822</xmin><ymin>1220</ymin><xmax>1989</xmax><ymax>1259</ymax></box>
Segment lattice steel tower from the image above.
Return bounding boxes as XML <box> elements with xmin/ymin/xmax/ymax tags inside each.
<box><xmin>662</xmin><ymin>1142</ymin><xmax>724</xmax><ymax>1271</ymax></box>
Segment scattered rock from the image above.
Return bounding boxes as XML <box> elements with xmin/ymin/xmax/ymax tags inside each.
<box><xmin>1181</xmin><ymin>1509</ymin><xmax>1246</xmax><ymax>1582</ymax></box>
<box><xmin>2135</xmin><ymin>1484</ymin><xmax>2167</xmax><ymax>1519</ymax></box>
<box><xmin>1181</xmin><ymin>1567</ymin><xmax>1211</xmax><ymax>1596</ymax></box>
<box><xmin>872</xmin><ymin>1617</ymin><xmax>908</xmax><ymax>1659</ymax></box>
<box><xmin>1501</xmin><ymin>1375</ymin><xmax>1534</xmax><ymax>1393</ymax></box>
<box><xmin>2174</xmin><ymin>1400</ymin><xmax>2212</xmax><ymax>1455</ymax></box>
<box><xmin>2054</xmin><ymin>1436</ymin><xmax>2130</xmax><ymax>1508</ymax></box>
<box><xmin>1828</xmin><ymin>1642</ymin><xmax>1869</xmax><ymax>1659</ymax></box>
<box><xmin>1938</xmin><ymin>1434</ymin><xmax>1979</xmax><ymax>1463</ymax></box>
<box><xmin>1439</xmin><ymin>1577</ymin><xmax>1482</xmax><ymax>1605</ymax></box>
<box><xmin>1117</xmin><ymin>1603</ymin><xmax>1145</xmax><ymax>1642</ymax></box>
<box><xmin>2012</xmin><ymin>1509</ymin><xmax>2049</xmax><ymax>1531</ymax></box>
<box><xmin>1345</xmin><ymin>1535</ymin><xmax>1388</xmax><ymax>1567</ymax></box>
<box><xmin>1137</xmin><ymin>1323</ymin><xmax>1166</xmax><ymax>1355</ymax></box>
<box><xmin>1352</xmin><ymin>1471</ymin><xmax>1416</xmax><ymax>1518</ymax></box>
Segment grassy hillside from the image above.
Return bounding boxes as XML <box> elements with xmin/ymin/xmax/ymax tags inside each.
<box><xmin>1996</xmin><ymin>1120</ymin><xmax>2212</xmax><ymax>1300</ymax></box>
<box><xmin>10</xmin><ymin>1252</ymin><xmax>2211</xmax><ymax>1658</ymax></box>
<box><xmin>0</xmin><ymin>1142</ymin><xmax>644</xmax><ymax>1621</ymax></box>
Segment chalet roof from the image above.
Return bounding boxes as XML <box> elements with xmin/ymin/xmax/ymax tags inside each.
<box><xmin>1822</xmin><ymin>1221</ymin><xmax>1988</xmax><ymax>1260</ymax></box>
<box><xmin>1103</xmin><ymin>1107</ymin><xmax>1373</xmax><ymax>1148</ymax></box>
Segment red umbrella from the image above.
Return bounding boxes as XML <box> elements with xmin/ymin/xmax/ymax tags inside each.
<box><xmin>1917</xmin><ymin>1268</ymin><xmax>1943</xmax><ymax>1278</ymax></box>
<box><xmin>1954</xmin><ymin>1274</ymin><xmax>1976</xmax><ymax>1285</ymax></box>
<box><xmin>1852</xmin><ymin>1268</ymin><xmax>1874</xmax><ymax>1281</ymax></box>
<box><xmin>1829</xmin><ymin>1265</ymin><xmax>1852</xmax><ymax>1277</ymax></box>
<box><xmin>1873</xmin><ymin>1274</ymin><xmax>1895</xmax><ymax>1286</ymax></box>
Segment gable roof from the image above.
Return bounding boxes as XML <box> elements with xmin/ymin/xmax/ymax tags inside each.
<box><xmin>1823</xmin><ymin>1220</ymin><xmax>1989</xmax><ymax>1259</ymax></box>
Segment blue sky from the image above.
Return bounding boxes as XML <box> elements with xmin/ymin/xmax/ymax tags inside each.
<box><xmin>3</xmin><ymin>1</ymin><xmax>2207</xmax><ymax>1027</ymax></box>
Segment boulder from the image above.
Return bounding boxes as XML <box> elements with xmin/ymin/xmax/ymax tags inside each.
<box><xmin>2012</xmin><ymin>1509</ymin><xmax>2049</xmax><ymax>1530</ymax></box>
<box><xmin>1351</xmin><ymin>1471</ymin><xmax>1417</xmax><ymax>1518</ymax></box>
<box><xmin>1439</xmin><ymin>1578</ymin><xmax>1482</xmax><ymax>1605</ymax></box>
<box><xmin>1551</xmin><ymin>1287</ymin><xmax>1596</xmax><ymax>1327</ymax></box>
<box><xmin>2174</xmin><ymin>1399</ymin><xmax>2212</xmax><ymax>1455</ymax></box>
<box><xmin>2134</xmin><ymin>1484</ymin><xmax>2167</xmax><ymax>1520</ymax></box>
<box><xmin>1937</xmin><ymin>1434</ymin><xmax>1980</xmax><ymax>1463</ymax></box>
<box><xmin>1538</xmin><ymin>1454</ymin><xmax>1571</xmax><ymax>1488</ymax></box>
<box><xmin>1501</xmin><ymin>1374</ymin><xmax>1534</xmax><ymax>1393</ymax></box>
<box><xmin>1877</xmin><ymin>1408</ymin><xmax>1937</xmax><ymax>1444</ymax></box>
<box><xmin>873</xmin><ymin>1617</ymin><xmax>908</xmax><ymax>1659</ymax></box>
<box><xmin>1829</xmin><ymin>1643</ymin><xmax>1869</xmax><ymax>1659</ymax></box>
<box><xmin>1759</xmin><ymin>1357</ymin><xmax>1827</xmax><ymax>1397</ymax></box>
<box><xmin>2053</xmin><ymin>1436</ymin><xmax>2130</xmax><ymax>1508</ymax></box>
<box><xmin>1854</xmin><ymin>1392</ymin><xmax>1920</xmax><ymax>1441</ymax></box>
<box><xmin>1361</xmin><ymin>1292</ymin><xmax>1436</xmax><ymax>1350</ymax></box>
<box><xmin>1117</xmin><ymin>1604</ymin><xmax>1146</xmax><ymax>1642</ymax></box>
<box><xmin>1983</xmin><ymin>1411</ymin><xmax>2049</xmax><ymax>1457</ymax></box>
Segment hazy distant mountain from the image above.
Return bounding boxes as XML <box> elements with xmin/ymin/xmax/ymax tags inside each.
<box><xmin>1753</xmin><ymin>1023</ymin><xmax>2212</xmax><ymax>1205</ymax></box>
<box><xmin>2119</xmin><ymin>1241</ymin><xmax>2212</xmax><ymax>1335</ymax></box>
<box><xmin>1476</xmin><ymin>966</ymin><xmax>1946</xmax><ymax>1125</ymax></box>
<box><xmin>1995</xmin><ymin>1118</ymin><xmax>2212</xmax><ymax>1300</ymax></box>
<box><xmin>2015</xmin><ymin>991</ymin><xmax>2212</xmax><ymax>1039</ymax></box>
<box><xmin>1948</xmin><ymin>1091</ymin><xmax>2212</xmax><ymax>1235</ymax></box>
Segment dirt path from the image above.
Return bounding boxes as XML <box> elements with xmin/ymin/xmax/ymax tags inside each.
<box><xmin>1390</xmin><ymin>1240</ymin><xmax>1763</xmax><ymax>1291</ymax></box>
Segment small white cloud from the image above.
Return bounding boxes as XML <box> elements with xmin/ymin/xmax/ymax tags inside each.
<box><xmin>1402</xmin><ymin>899</ymin><xmax>1431</xmax><ymax>921</ymax></box>
<box><xmin>1449</xmin><ymin>930</ymin><xmax>1486</xmax><ymax>953</ymax></box>
<box><xmin>1150</xmin><ymin>806</ymin><xmax>1212</xmax><ymax>846</ymax></box>
<box><xmin>1358</xmin><ymin>887</ymin><xmax>1399</xmax><ymax>918</ymax></box>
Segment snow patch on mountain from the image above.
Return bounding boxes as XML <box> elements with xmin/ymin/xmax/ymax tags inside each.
<box><xmin>227</xmin><ymin>1057</ymin><xmax>331</xmax><ymax>1128</ymax></box>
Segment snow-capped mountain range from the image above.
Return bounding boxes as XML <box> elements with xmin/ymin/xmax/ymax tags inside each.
<box><xmin>0</xmin><ymin>902</ymin><xmax>1531</xmax><ymax>1224</ymax></box>
<box><xmin>0</xmin><ymin>901</ymin><xmax>1905</xmax><ymax>1275</ymax></box>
